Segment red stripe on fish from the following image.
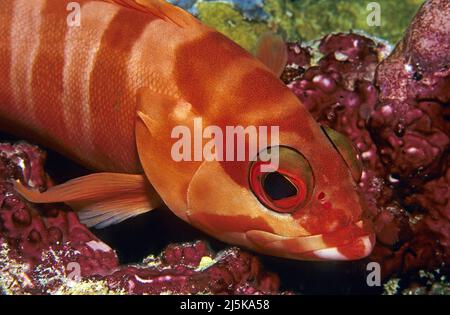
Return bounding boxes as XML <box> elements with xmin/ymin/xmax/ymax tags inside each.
<box><xmin>31</xmin><ymin>0</ymin><xmax>70</xmax><ymax>149</ymax></box>
<box><xmin>89</xmin><ymin>7</ymin><xmax>152</xmax><ymax>171</ymax></box>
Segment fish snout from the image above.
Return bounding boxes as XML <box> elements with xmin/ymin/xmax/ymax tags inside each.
<box><xmin>246</xmin><ymin>220</ymin><xmax>375</xmax><ymax>261</ymax></box>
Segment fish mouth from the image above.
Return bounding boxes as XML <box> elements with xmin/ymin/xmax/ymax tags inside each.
<box><xmin>245</xmin><ymin>220</ymin><xmax>375</xmax><ymax>261</ymax></box>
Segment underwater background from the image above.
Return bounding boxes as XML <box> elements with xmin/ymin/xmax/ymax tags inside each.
<box><xmin>1</xmin><ymin>0</ymin><xmax>448</xmax><ymax>294</ymax></box>
<box><xmin>168</xmin><ymin>0</ymin><xmax>422</xmax><ymax>51</ymax></box>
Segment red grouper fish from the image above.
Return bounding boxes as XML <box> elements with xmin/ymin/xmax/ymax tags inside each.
<box><xmin>0</xmin><ymin>0</ymin><xmax>375</xmax><ymax>260</ymax></box>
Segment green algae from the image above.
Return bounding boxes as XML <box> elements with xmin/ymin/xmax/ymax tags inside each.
<box><xmin>284</xmin><ymin>0</ymin><xmax>424</xmax><ymax>42</ymax></box>
<box><xmin>195</xmin><ymin>0</ymin><xmax>424</xmax><ymax>52</ymax></box>
<box><xmin>196</xmin><ymin>2</ymin><xmax>270</xmax><ymax>52</ymax></box>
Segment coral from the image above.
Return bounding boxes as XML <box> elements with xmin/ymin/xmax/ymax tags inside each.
<box><xmin>383</xmin><ymin>268</ymin><xmax>449</xmax><ymax>295</ymax></box>
<box><xmin>284</xmin><ymin>0</ymin><xmax>449</xmax><ymax>280</ymax></box>
<box><xmin>196</xmin><ymin>2</ymin><xmax>270</xmax><ymax>52</ymax></box>
<box><xmin>170</xmin><ymin>0</ymin><xmax>269</xmax><ymax>21</ymax></box>
<box><xmin>167</xmin><ymin>0</ymin><xmax>423</xmax><ymax>71</ymax></box>
<box><xmin>285</xmin><ymin>0</ymin><xmax>423</xmax><ymax>43</ymax></box>
<box><xmin>170</xmin><ymin>0</ymin><xmax>274</xmax><ymax>51</ymax></box>
<box><xmin>367</xmin><ymin>0</ymin><xmax>449</xmax><ymax>277</ymax></box>
<box><xmin>285</xmin><ymin>33</ymin><xmax>389</xmax><ymax>217</ymax></box>
<box><xmin>175</xmin><ymin>0</ymin><xmax>423</xmax><ymax>53</ymax></box>
<box><xmin>167</xmin><ymin>0</ymin><xmax>198</xmax><ymax>14</ymax></box>
<box><xmin>0</xmin><ymin>143</ymin><xmax>282</xmax><ymax>295</ymax></box>
<box><xmin>369</xmin><ymin>0</ymin><xmax>449</xmax><ymax>184</ymax></box>
<box><xmin>280</xmin><ymin>43</ymin><xmax>311</xmax><ymax>84</ymax></box>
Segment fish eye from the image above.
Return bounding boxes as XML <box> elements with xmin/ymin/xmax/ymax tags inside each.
<box><xmin>249</xmin><ymin>146</ymin><xmax>314</xmax><ymax>213</ymax></box>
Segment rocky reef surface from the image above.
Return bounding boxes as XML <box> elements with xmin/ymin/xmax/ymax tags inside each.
<box><xmin>283</xmin><ymin>0</ymin><xmax>449</xmax><ymax>283</ymax></box>
<box><xmin>0</xmin><ymin>0</ymin><xmax>448</xmax><ymax>294</ymax></box>
<box><xmin>0</xmin><ymin>143</ymin><xmax>281</xmax><ymax>294</ymax></box>
<box><xmin>173</xmin><ymin>0</ymin><xmax>423</xmax><ymax>52</ymax></box>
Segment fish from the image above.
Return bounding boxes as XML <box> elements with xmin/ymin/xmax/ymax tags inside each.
<box><xmin>0</xmin><ymin>0</ymin><xmax>375</xmax><ymax>261</ymax></box>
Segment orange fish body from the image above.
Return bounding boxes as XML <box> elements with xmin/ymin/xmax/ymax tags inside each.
<box><xmin>0</xmin><ymin>0</ymin><xmax>201</xmax><ymax>173</ymax></box>
<box><xmin>0</xmin><ymin>0</ymin><xmax>375</xmax><ymax>260</ymax></box>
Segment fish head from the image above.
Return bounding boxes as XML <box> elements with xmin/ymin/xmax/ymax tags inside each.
<box><xmin>135</xmin><ymin>30</ymin><xmax>375</xmax><ymax>261</ymax></box>
<box><xmin>185</xmin><ymin>83</ymin><xmax>375</xmax><ymax>261</ymax></box>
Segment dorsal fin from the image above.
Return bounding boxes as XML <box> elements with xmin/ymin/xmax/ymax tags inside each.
<box><xmin>103</xmin><ymin>0</ymin><xmax>198</xmax><ymax>27</ymax></box>
<box><xmin>255</xmin><ymin>32</ymin><xmax>288</xmax><ymax>77</ymax></box>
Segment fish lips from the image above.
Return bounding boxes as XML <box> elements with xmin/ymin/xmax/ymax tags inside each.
<box><xmin>246</xmin><ymin>220</ymin><xmax>375</xmax><ymax>261</ymax></box>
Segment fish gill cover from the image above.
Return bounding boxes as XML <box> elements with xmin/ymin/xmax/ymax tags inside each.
<box><xmin>0</xmin><ymin>0</ymin><xmax>449</xmax><ymax>294</ymax></box>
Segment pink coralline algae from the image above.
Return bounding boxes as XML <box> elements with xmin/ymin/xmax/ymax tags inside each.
<box><xmin>369</xmin><ymin>0</ymin><xmax>449</xmax><ymax>184</ymax></box>
<box><xmin>0</xmin><ymin>143</ymin><xmax>281</xmax><ymax>294</ymax></box>
<box><xmin>368</xmin><ymin>0</ymin><xmax>449</xmax><ymax>277</ymax></box>
<box><xmin>287</xmin><ymin>33</ymin><xmax>385</xmax><ymax>178</ymax></box>
<box><xmin>284</xmin><ymin>0</ymin><xmax>449</xmax><ymax>278</ymax></box>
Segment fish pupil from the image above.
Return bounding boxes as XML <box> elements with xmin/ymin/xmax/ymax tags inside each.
<box><xmin>263</xmin><ymin>172</ymin><xmax>298</xmax><ymax>200</ymax></box>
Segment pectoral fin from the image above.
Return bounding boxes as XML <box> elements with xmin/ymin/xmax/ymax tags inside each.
<box><xmin>14</xmin><ymin>173</ymin><xmax>162</xmax><ymax>228</ymax></box>
<box><xmin>255</xmin><ymin>32</ymin><xmax>288</xmax><ymax>77</ymax></box>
